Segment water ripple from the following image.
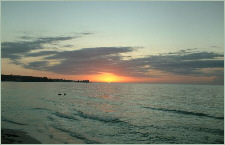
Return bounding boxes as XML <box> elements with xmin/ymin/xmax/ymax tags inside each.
<box><xmin>143</xmin><ymin>106</ymin><xmax>224</xmax><ymax>120</ymax></box>
<box><xmin>53</xmin><ymin>112</ymin><xmax>79</xmax><ymax>121</ymax></box>
<box><xmin>52</xmin><ymin>125</ymin><xmax>101</xmax><ymax>144</ymax></box>
<box><xmin>2</xmin><ymin>117</ymin><xmax>27</xmax><ymax>125</ymax></box>
<box><xmin>74</xmin><ymin>110</ymin><xmax>121</xmax><ymax>123</ymax></box>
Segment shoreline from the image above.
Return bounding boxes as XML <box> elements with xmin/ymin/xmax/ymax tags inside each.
<box><xmin>1</xmin><ymin>128</ymin><xmax>41</xmax><ymax>144</ymax></box>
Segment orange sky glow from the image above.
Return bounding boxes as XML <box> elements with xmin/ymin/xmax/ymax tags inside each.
<box><xmin>0</xmin><ymin>58</ymin><xmax>218</xmax><ymax>84</ymax></box>
<box><xmin>89</xmin><ymin>72</ymin><xmax>135</xmax><ymax>83</ymax></box>
<box><xmin>1</xmin><ymin>63</ymin><xmax>219</xmax><ymax>84</ymax></box>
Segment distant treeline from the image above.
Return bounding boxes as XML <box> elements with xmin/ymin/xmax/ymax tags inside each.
<box><xmin>1</xmin><ymin>74</ymin><xmax>89</xmax><ymax>83</ymax></box>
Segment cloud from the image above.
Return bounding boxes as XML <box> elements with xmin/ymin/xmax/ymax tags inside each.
<box><xmin>22</xmin><ymin>47</ymin><xmax>224</xmax><ymax>82</ymax></box>
<box><xmin>81</xmin><ymin>32</ymin><xmax>92</xmax><ymax>35</ymax></box>
<box><xmin>132</xmin><ymin>51</ymin><xmax>224</xmax><ymax>76</ymax></box>
<box><xmin>211</xmin><ymin>45</ymin><xmax>222</xmax><ymax>48</ymax></box>
<box><xmin>1</xmin><ymin>33</ymin><xmax>91</xmax><ymax>60</ymax></box>
<box><xmin>35</xmin><ymin>36</ymin><xmax>77</xmax><ymax>44</ymax></box>
<box><xmin>2</xmin><ymin>34</ymin><xmax>224</xmax><ymax>84</ymax></box>
<box><xmin>19</xmin><ymin>36</ymin><xmax>34</xmax><ymax>40</ymax></box>
<box><xmin>45</xmin><ymin>47</ymin><xmax>135</xmax><ymax>60</ymax></box>
<box><xmin>2</xmin><ymin>41</ymin><xmax>40</xmax><ymax>60</ymax></box>
<box><xmin>24</xmin><ymin>61</ymin><xmax>49</xmax><ymax>70</ymax></box>
<box><xmin>25</xmin><ymin>51</ymin><xmax>57</xmax><ymax>57</ymax></box>
<box><xmin>63</xmin><ymin>44</ymin><xmax>74</xmax><ymax>48</ymax></box>
<box><xmin>41</xmin><ymin>47</ymin><xmax>136</xmax><ymax>75</ymax></box>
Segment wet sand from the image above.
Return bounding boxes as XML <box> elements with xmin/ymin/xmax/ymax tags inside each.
<box><xmin>1</xmin><ymin>129</ymin><xmax>41</xmax><ymax>144</ymax></box>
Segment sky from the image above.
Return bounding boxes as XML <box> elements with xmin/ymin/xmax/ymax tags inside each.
<box><xmin>1</xmin><ymin>1</ymin><xmax>224</xmax><ymax>84</ymax></box>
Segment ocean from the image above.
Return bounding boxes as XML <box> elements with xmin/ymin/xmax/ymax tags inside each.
<box><xmin>1</xmin><ymin>82</ymin><xmax>224</xmax><ymax>144</ymax></box>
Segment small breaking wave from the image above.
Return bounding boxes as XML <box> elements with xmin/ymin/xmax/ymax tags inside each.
<box><xmin>52</xmin><ymin>125</ymin><xmax>101</xmax><ymax>144</ymax></box>
<box><xmin>32</xmin><ymin>107</ymin><xmax>52</xmax><ymax>112</ymax></box>
<box><xmin>143</xmin><ymin>107</ymin><xmax>224</xmax><ymax>120</ymax></box>
<box><xmin>75</xmin><ymin>110</ymin><xmax>121</xmax><ymax>123</ymax></box>
<box><xmin>53</xmin><ymin>112</ymin><xmax>79</xmax><ymax>121</ymax></box>
<box><xmin>2</xmin><ymin>117</ymin><xmax>27</xmax><ymax>125</ymax></box>
<box><xmin>189</xmin><ymin>126</ymin><xmax>224</xmax><ymax>135</ymax></box>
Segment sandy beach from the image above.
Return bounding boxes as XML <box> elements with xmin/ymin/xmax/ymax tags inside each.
<box><xmin>1</xmin><ymin>129</ymin><xmax>41</xmax><ymax>144</ymax></box>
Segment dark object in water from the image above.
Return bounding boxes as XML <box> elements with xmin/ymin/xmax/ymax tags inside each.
<box><xmin>58</xmin><ymin>94</ymin><xmax>61</xmax><ymax>95</ymax></box>
<box><xmin>64</xmin><ymin>93</ymin><xmax>66</xmax><ymax>95</ymax></box>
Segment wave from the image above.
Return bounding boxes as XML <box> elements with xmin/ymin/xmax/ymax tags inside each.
<box><xmin>73</xmin><ymin>109</ymin><xmax>167</xmax><ymax>131</ymax></box>
<box><xmin>74</xmin><ymin>110</ymin><xmax>126</xmax><ymax>124</ymax></box>
<box><xmin>47</xmin><ymin>116</ymin><xmax>55</xmax><ymax>121</ymax></box>
<box><xmin>32</xmin><ymin>107</ymin><xmax>52</xmax><ymax>112</ymax></box>
<box><xmin>53</xmin><ymin>112</ymin><xmax>79</xmax><ymax>121</ymax></box>
<box><xmin>143</xmin><ymin>106</ymin><xmax>224</xmax><ymax>120</ymax></box>
<box><xmin>52</xmin><ymin>125</ymin><xmax>101</xmax><ymax>144</ymax></box>
<box><xmin>186</xmin><ymin>126</ymin><xmax>224</xmax><ymax>136</ymax></box>
<box><xmin>2</xmin><ymin>117</ymin><xmax>27</xmax><ymax>125</ymax></box>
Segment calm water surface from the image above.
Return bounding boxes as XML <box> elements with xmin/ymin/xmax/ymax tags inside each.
<box><xmin>1</xmin><ymin>82</ymin><xmax>224</xmax><ymax>143</ymax></box>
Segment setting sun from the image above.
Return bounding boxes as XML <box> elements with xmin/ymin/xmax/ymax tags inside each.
<box><xmin>91</xmin><ymin>72</ymin><xmax>130</xmax><ymax>83</ymax></box>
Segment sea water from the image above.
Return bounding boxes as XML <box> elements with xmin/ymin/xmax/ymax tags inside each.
<box><xmin>1</xmin><ymin>82</ymin><xmax>224</xmax><ymax>143</ymax></box>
